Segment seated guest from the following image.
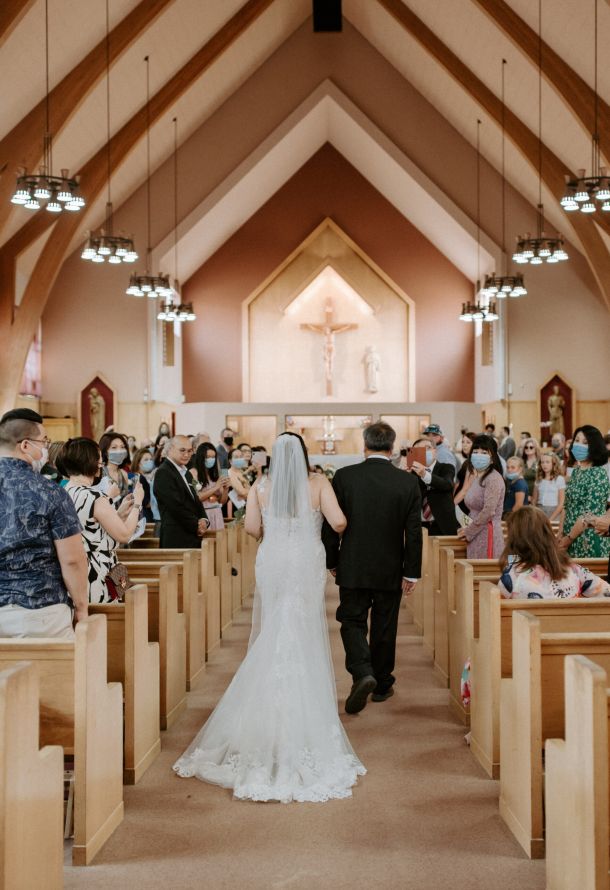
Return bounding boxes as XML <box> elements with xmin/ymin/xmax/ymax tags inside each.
<box><xmin>0</xmin><ymin>408</ymin><xmax>88</xmax><ymax>636</ymax></box>
<box><xmin>503</xmin><ymin>456</ymin><xmax>529</xmax><ymax>518</ymax></box>
<box><xmin>131</xmin><ymin>446</ymin><xmax>160</xmax><ymax>523</ymax></box>
<box><xmin>407</xmin><ymin>438</ymin><xmax>458</xmax><ymax>535</ymax></box>
<box><xmin>532</xmin><ymin>451</ymin><xmax>565</xmax><ymax>520</ymax></box>
<box><xmin>192</xmin><ymin>443</ymin><xmax>230</xmax><ymax>530</ymax></box>
<box><xmin>154</xmin><ymin>436</ymin><xmax>209</xmax><ymax>548</ymax></box>
<box><xmin>422</xmin><ymin>423</ymin><xmax>458</xmax><ymax>477</ymax></box>
<box><xmin>59</xmin><ymin>438</ymin><xmax>144</xmax><ymax>602</ymax></box>
<box><xmin>498</xmin><ymin>507</ymin><xmax>609</xmax><ymax>599</ymax></box>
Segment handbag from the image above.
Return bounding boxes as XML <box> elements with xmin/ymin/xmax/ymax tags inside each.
<box><xmin>486</xmin><ymin>521</ymin><xmax>494</xmax><ymax>559</ymax></box>
<box><xmin>105</xmin><ymin>562</ymin><xmax>131</xmax><ymax>602</ymax></box>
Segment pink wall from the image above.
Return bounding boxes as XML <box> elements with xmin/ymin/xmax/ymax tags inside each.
<box><xmin>182</xmin><ymin>144</ymin><xmax>474</xmax><ymax>403</ymax></box>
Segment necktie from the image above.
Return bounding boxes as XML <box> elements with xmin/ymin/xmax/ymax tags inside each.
<box><xmin>422</xmin><ymin>495</ymin><xmax>433</xmax><ymax>522</ymax></box>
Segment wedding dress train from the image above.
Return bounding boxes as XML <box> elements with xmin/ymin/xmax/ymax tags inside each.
<box><xmin>173</xmin><ymin>494</ymin><xmax>365</xmax><ymax>802</ymax></box>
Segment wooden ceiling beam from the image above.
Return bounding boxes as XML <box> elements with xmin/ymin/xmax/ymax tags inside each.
<box><xmin>376</xmin><ymin>0</ymin><xmax>610</xmax><ymax>312</ymax></box>
<box><xmin>474</xmin><ymin>0</ymin><xmax>610</xmax><ymax>159</ymax></box>
<box><xmin>0</xmin><ymin>0</ymin><xmax>174</xmax><ymax>234</ymax></box>
<box><xmin>0</xmin><ymin>0</ymin><xmax>276</xmax><ymax>414</ymax></box>
<box><xmin>0</xmin><ymin>0</ymin><xmax>36</xmax><ymax>48</ymax></box>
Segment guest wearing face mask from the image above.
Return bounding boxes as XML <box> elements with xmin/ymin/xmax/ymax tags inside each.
<box><xmin>559</xmin><ymin>425</ymin><xmax>610</xmax><ymax>559</ymax></box>
<box><xmin>227</xmin><ymin>448</ymin><xmax>252</xmax><ymax>501</ymax></box>
<box><xmin>192</xmin><ymin>443</ymin><xmax>230</xmax><ymax>530</ymax></box>
<box><xmin>406</xmin><ymin>438</ymin><xmax>458</xmax><ymax>535</ymax></box>
<box><xmin>98</xmin><ymin>432</ymin><xmax>133</xmax><ymax>500</ymax></box>
<box><xmin>217</xmin><ymin>428</ymin><xmax>235</xmax><ymax>470</ymax></box>
<box><xmin>457</xmin><ymin>435</ymin><xmax>505</xmax><ymax>558</ymax></box>
<box><xmin>131</xmin><ymin>447</ymin><xmax>160</xmax><ymax>524</ymax></box>
<box><xmin>502</xmin><ymin>456</ymin><xmax>529</xmax><ymax>519</ymax></box>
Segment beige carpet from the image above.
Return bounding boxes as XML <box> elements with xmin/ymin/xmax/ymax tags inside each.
<box><xmin>65</xmin><ymin>583</ymin><xmax>545</xmax><ymax>890</ymax></box>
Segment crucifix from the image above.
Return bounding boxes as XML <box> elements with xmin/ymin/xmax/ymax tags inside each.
<box><xmin>301</xmin><ymin>299</ymin><xmax>358</xmax><ymax>397</ymax></box>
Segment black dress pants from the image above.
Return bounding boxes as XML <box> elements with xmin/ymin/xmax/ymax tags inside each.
<box><xmin>337</xmin><ymin>586</ymin><xmax>403</xmax><ymax>694</ymax></box>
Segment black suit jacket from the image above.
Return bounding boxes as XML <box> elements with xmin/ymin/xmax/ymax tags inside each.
<box><xmin>322</xmin><ymin>457</ymin><xmax>422</xmax><ymax>590</ymax></box>
<box><xmin>416</xmin><ymin>461</ymin><xmax>459</xmax><ymax>535</ymax></box>
<box><xmin>153</xmin><ymin>459</ymin><xmax>207</xmax><ymax>548</ymax></box>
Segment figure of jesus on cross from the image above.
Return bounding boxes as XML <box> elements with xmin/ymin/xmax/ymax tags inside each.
<box><xmin>301</xmin><ymin>299</ymin><xmax>358</xmax><ymax>397</ymax></box>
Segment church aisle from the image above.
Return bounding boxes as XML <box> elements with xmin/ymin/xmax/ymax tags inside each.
<box><xmin>65</xmin><ymin>582</ymin><xmax>545</xmax><ymax>890</ymax></box>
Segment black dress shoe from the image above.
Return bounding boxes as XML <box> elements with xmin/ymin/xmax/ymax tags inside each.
<box><xmin>371</xmin><ymin>687</ymin><xmax>394</xmax><ymax>702</ymax></box>
<box><xmin>345</xmin><ymin>675</ymin><xmax>377</xmax><ymax>714</ymax></box>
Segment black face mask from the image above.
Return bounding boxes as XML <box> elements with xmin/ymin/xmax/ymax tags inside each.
<box><xmin>223</xmin><ymin>436</ymin><xmax>234</xmax><ymax>446</ymax></box>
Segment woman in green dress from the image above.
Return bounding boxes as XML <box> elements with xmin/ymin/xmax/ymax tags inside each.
<box><xmin>559</xmin><ymin>425</ymin><xmax>610</xmax><ymax>559</ymax></box>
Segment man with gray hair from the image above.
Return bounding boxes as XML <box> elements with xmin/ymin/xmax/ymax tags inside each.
<box><xmin>0</xmin><ymin>408</ymin><xmax>89</xmax><ymax>637</ymax></box>
<box><xmin>322</xmin><ymin>421</ymin><xmax>422</xmax><ymax>714</ymax></box>
<box><xmin>154</xmin><ymin>435</ymin><xmax>209</xmax><ymax>548</ymax></box>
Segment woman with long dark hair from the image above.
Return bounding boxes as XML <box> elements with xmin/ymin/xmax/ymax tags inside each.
<box><xmin>559</xmin><ymin>425</ymin><xmax>610</xmax><ymax>558</ymax></box>
<box><xmin>191</xmin><ymin>443</ymin><xmax>229</xmax><ymax>530</ymax></box>
<box><xmin>457</xmin><ymin>434</ymin><xmax>505</xmax><ymax>558</ymax></box>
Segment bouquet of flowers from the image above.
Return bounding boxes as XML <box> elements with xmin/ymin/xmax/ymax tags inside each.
<box><xmin>323</xmin><ymin>464</ymin><xmax>335</xmax><ymax>481</ymax></box>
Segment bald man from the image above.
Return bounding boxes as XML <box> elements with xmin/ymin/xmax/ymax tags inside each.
<box><xmin>153</xmin><ymin>435</ymin><xmax>209</xmax><ymax>548</ymax></box>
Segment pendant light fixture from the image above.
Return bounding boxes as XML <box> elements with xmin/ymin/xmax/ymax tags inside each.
<box><xmin>460</xmin><ymin>120</ymin><xmax>498</xmax><ymax>323</ymax></box>
<box><xmin>126</xmin><ymin>56</ymin><xmax>172</xmax><ymax>298</ymax></box>
<box><xmin>11</xmin><ymin>0</ymin><xmax>85</xmax><ymax>213</ymax></box>
<box><xmin>561</xmin><ymin>0</ymin><xmax>610</xmax><ymax>212</ymax></box>
<box><xmin>481</xmin><ymin>61</ymin><xmax>528</xmax><ymax>300</ymax></box>
<box><xmin>514</xmin><ymin>2</ymin><xmax>568</xmax><ymax>261</ymax></box>
<box><xmin>157</xmin><ymin>117</ymin><xmax>196</xmax><ymax>323</ymax></box>
<box><xmin>81</xmin><ymin>0</ymin><xmax>137</xmax><ymax>265</ymax></box>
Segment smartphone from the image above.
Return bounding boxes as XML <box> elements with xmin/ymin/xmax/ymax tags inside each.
<box><xmin>220</xmin><ymin>468</ymin><xmax>230</xmax><ymax>478</ymax></box>
<box><xmin>407</xmin><ymin>446</ymin><xmax>426</xmax><ymax>468</ymax></box>
<box><xmin>252</xmin><ymin>451</ymin><xmax>267</xmax><ymax>467</ymax></box>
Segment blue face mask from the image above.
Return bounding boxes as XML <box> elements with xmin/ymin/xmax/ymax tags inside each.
<box><xmin>572</xmin><ymin>442</ymin><xmax>589</xmax><ymax>462</ymax></box>
<box><xmin>232</xmin><ymin>458</ymin><xmax>247</xmax><ymax>469</ymax></box>
<box><xmin>205</xmin><ymin>457</ymin><xmax>216</xmax><ymax>469</ymax></box>
<box><xmin>108</xmin><ymin>449</ymin><xmax>127</xmax><ymax>465</ymax></box>
<box><xmin>425</xmin><ymin>449</ymin><xmax>434</xmax><ymax>467</ymax></box>
<box><xmin>471</xmin><ymin>453</ymin><xmax>491</xmax><ymax>471</ymax></box>
<box><xmin>506</xmin><ymin>471</ymin><xmax>519</xmax><ymax>481</ymax></box>
<box><xmin>140</xmin><ymin>459</ymin><xmax>155</xmax><ymax>473</ymax></box>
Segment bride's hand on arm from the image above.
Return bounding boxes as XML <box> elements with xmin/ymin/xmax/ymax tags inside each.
<box><xmin>244</xmin><ymin>483</ymin><xmax>263</xmax><ymax>539</ymax></box>
<box><xmin>319</xmin><ymin>476</ymin><xmax>346</xmax><ymax>533</ymax></box>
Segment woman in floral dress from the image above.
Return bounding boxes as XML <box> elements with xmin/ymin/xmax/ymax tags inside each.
<box><xmin>559</xmin><ymin>425</ymin><xmax>610</xmax><ymax>559</ymax></box>
<box><xmin>457</xmin><ymin>435</ymin><xmax>505</xmax><ymax>558</ymax></box>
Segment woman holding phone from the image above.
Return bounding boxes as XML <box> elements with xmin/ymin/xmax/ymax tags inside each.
<box><xmin>192</xmin><ymin>443</ymin><xmax>230</xmax><ymax>530</ymax></box>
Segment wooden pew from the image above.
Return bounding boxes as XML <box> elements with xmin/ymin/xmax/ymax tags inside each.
<box><xmin>89</xmin><ymin>585</ymin><xmax>161</xmax><ymax>783</ymax></box>
<box><xmin>123</xmin><ymin>550</ymin><xmax>206</xmax><ymax>692</ymax></box>
<box><xmin>0</xmin><ymin>661</ymin><xmax>63</xmax><ymax>890</ymax></box>
<box><xmin>448</xmin><ymin>559</ymin><xmax>500</xmax><ymax>724</ymax></box>
<box><xmin>0</xmin><ymin>616</ymin><xmax>123</xmax><ymax>866</ymax></box>
<box><xmin>545</xmin><ymin>655</ymin><xmax>610</xmax><ymax>890</ymax></box>
<box><xmin>433</xmin><ymin>537</ymin><xmax>467</xmax><ymax>683</ymax></box>
<box><xmin>499</xmin><ymin>612</ymin><xmax>610</xmax><ymax>858</ymax></box>
<box><xmin>212</xmin><ymin>528</ymin><xmax>233</xmax><ymax>633</ymax></box>
<box><xmin>470</xmin><ymin>561</ymin><xmax>610</xmax><ymax>778</ymax></box>
<box><xmin>226</xmin><ymin>523</ymin><xmax>242</xmax><ymax>619</ymax></box>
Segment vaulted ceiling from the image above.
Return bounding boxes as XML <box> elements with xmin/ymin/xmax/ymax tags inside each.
<box><xmin>1</xmin><ymin>0</ymin><xmax>609</xmax><ymax>409</ymax></box>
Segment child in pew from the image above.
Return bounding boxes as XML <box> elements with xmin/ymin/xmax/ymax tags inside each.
<box><xmin>502</xmin><ymin>456</ymin><xmax>529</xmax><ymax>520</ymax></box>
<box><xmin>498</xmin><ymin>507</ymin><xmax>610</xmax><ymax>600</ymax></box>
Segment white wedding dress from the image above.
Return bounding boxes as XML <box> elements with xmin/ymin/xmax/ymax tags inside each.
<box><xmin>173</xmin><ymin>435</ymin><xmax>365</xmax><ymax>803</ymax></box>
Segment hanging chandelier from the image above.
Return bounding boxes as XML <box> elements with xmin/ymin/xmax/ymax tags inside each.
<box><xmin>481</xmin><ymin>60</ymin><xmax>527</xmax><ymax>301</ymax></box>
<box><xmin>155</xmin><ymin>118</ymin><xmax>196</xmax><ymax>323</ymax></box>
<box><xmin>459</xmin><ymin>120</ymin><xmax>499</xmax><ymax>322</ymax></box>
<box><xmin>561</xmin><ymin>0</ymin><xmax>608</xmax><ymax>213</ymax></box>
<box><xmin>82</xmin><ymin>1</ymin><xmax>136</xmax><ymax>265</ymax></box>
<box><xmin>126</xmin><ymin>56</ymin><xmax>171</xmax><ymax>299</ymax></box>
<box><xmin>11</xmin><ymin>0</ymin><xmax>85</xmax><ymax>213</ymax></box>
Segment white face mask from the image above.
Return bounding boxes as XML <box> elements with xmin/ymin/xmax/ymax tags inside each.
<box><xmin>28</xmin><ymin>443</ymin><xmax>48</xmax><ymax>474</ymax></box>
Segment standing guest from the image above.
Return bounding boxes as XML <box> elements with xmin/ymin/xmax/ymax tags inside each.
<box><xmin>562</xmin><ymin>437</ymin><xmax>575</xmax><ymax>477</ymax></box>
<box><xmin>131</xmin><ymin>447</ymin><xmax>160</xmax><ymax>523</ymax></box>
<box><xmin>422</xmin><ymin>423</ymin><xmax>458</xmax><ymax>478</ymax></box>
<box><xmin>127</xmin><ymin>435</ymin><xmax>137</xmax><ymax>461</ymax></box>
<box><xmin>41</xmin><ymin>439</ymin><xmax>66</xmax><ymax>484</ymax></box>
<box><xmin>228</xmin><ymin>447</ymin><xmax>252</xmax><ymax>501</ymax></box>
<box><xmin>521</xmin><ymin>437</ymin><xmax>540</xmax><ymax>497</ymax></box>
<box><xmin>99</xmin><ymin>432</ymin><xmax>132</xmax><ymax>499</ymax></box>
<box><xmin>454</xmin><ymin>431</ymin><xmax>476</xmax><ymax>514</ymax></box>
<box><xmin>498</xmin><ymin>426</ymin><xmax>516</xmax><ymax>460</ymax></box>
<box><xmin>0</xmin><ymin>408</ymin><xmax>88</xmax><ymax>636</ymax></box>
<box><xmin>551</xmin><ymin>433</ymin><xmax>566</xmax><ymax>461</ymax></box>
<box><xmin>216</xmin><ymin>427</ymin><xmax>235</xmax><ymax>470</ymax></box>
<box><xmin>559</xmin><ymin>425</ymin><xmax>610</xmax><ymax>559</ymax></box>
<box><xmin>250</xmin><ymin>445</ymin><xmax>269</xmax><ymax>479</ymax></box>
<box><xmin>406</xmin><ymin>438</ymin><xmax>458</xmax><ymax>535</ymax></box>
<box><xmin>532</xmin><ymin>452</ymin><xmax>566</xmax><ymax>521</ymax></box>
<box><xmin>59</xmin><ymin>438</ymin><xmax>144</xmax><ymax>603</ymax></box>
<box><xmin>192</xmin><ymin>443</ymin><xmax>230</xmax><ymax>530</ymax></box>
<box><xmin>604</xmin><ymin>433</ymin><xmax>610</xmax><ymax>488</ymax></box>
<box><xmin>322</xmin><ymin>421</ymin><xmax>422</xmax><ymax>712</ymax></box>
<box><xmin>457</xmin><ymin>434</ymin><xmax>505</xmax><ymax>558</ymax></box>
<box><xmin>154</xmin><ymin>436</ymin><xmax>209</xmax><ymax>548</ymax></box>
<box><xmin>236</xmin><ymin>442</ymin><xmax>253</xmax><ymax>464</ymax></box>
<box><xmin>155</xmin><ymin>422</ymin><xmax>171</xmax><ymax>446</ymax></box>
<box><xmin>498</xmin><ymin>507</ymin><xmax>609</xmax><ymax>600</ymax></box>
<box><xmin>516</xmin><ymin>431</ymin><xmax>532</xmax><ymax>457</ymax></box>
<box><xmin>503</xmin><ymin>456</ymin><xmax>529</xmax><ymax>518</ymax></box>
<box><xmin>484</xmin><ymin>422</ymin><xmax>498</xmax><ymax>442</ymax></box>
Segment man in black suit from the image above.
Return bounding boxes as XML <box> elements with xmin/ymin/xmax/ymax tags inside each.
<box><xmin>408</xmin><ymin>438</ymin><xmax>459</xmax><ymax>536</ymax></box>
<box><xmin>153</xmin><ymin>436</ymin><xmax>209</xmax><ymax>548</ymax></box>
<box><xmin>322</xmin><ymin>422</ymin><xmax>422</xmax><ymax>714</ymax></box>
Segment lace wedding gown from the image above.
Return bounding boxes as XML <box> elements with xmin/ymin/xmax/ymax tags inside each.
<box><xmin>173</xmin><ymin>477</ymin><xmax>365</xmax><ymax>803</ymax></box>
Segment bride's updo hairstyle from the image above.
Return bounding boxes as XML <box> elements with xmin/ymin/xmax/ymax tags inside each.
<box><xmin>268</xmin><ymin>432</ymin><xmax>312</xmax><ymax>519</ymax></box>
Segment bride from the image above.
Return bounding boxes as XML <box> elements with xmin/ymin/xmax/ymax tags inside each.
<box><xmin>173</xmin><ymin>432</ymin><xmax>366</xmax><ymax>802</ymax></box>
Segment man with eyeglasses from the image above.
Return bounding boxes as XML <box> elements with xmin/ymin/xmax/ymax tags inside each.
<box><xmin>153</xmin><ymin>435</ymin><xmax>210</xmax><ymax>548</ymax></box>
<box><xmin>0</xmin><ymin>408</ymin><xmax>89</xmax><ymax>637</ymax></box>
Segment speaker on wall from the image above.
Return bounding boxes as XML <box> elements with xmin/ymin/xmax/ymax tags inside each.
<box><xmin>313</xmin><ymin>0</ymin><xmax>342</xmax><ymax>32</ymax></box>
